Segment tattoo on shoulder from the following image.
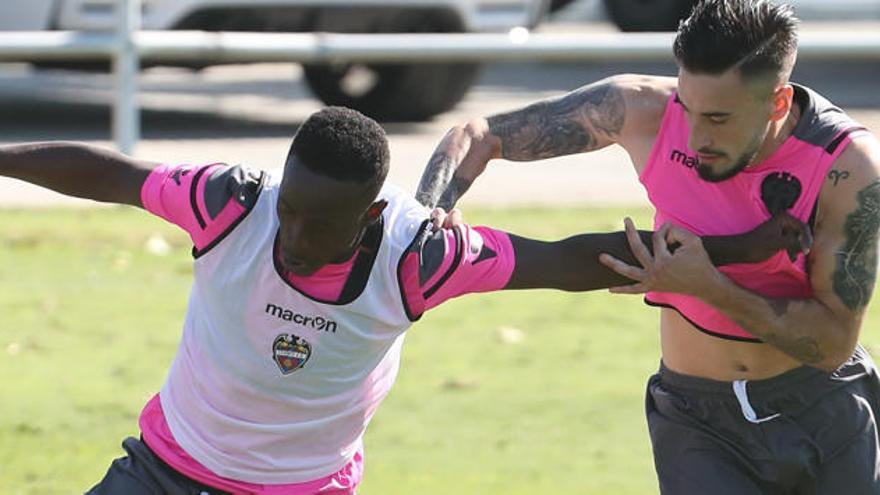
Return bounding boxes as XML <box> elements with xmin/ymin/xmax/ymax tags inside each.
<box><xmin>833</xmin><ymin>180</ymin><xmax>880</xmax><ymax>310</ymax></box>
<box><xmin>828</xmin><ymin>169</ymin><xmax>850</xmax><ymax>186</ymax></box>
<box><xmin>487</xmin><ymin>82</ymin><xmax>625</xmax><ymax>161</ymax></box>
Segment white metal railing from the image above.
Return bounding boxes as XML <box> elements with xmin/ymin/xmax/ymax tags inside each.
<box><xmin>1</xmin><ymin>0</ymin><xmax>879</xmax><ymax>153</ymax></box>
<box><xmin>113</xmin><ymin>0</ymin><xmax>139</xmax><ymax>155</ymax></box>
<box><xmin>6</xmin><ymin>30</ymin><xmax>880</xmax><ymax>63</ymax></box>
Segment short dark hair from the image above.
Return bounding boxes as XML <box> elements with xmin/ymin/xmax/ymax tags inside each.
<box><xmin>287</xmin><ymin>106</ymin><xmax>390</xmax><ymax>187</ymax></box>
<box><xmin>674</xmin><ymin>0</ymin><xmax>798</xmax><ymax>83</ymax></box>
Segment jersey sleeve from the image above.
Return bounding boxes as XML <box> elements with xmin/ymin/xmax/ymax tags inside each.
<box><xmin>140</xmin><ymin>163</ymin><xmax>263</xmax><ymax>252</ymax></box>
<box><xmin>398</xmin><ymin>223</ymin><xmax>516</xmax><ymax>320</ymax></box>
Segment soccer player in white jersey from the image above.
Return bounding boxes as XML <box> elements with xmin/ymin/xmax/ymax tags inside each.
<box><xmin>1</xmin><ymin>107</ymin><xmax>808</xmax><ymax>494</ymax></box>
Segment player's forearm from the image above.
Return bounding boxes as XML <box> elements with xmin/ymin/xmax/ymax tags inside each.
<box><xmin>563</xmin><ymin>231</ymin><xmax>765</xmax><ymax>287</ymax></box>
<box><xmin>561</xmin><ymin>231</ymin><xmax>647</xmax><ymax>290</ymax></box>
<box><xmin>702</xmin><ymin>233</ymin><xmax>766</xmax><ymax>265</ymax></box>
<box><xmin>513</xmin><ymin>228</ymin><xmax>804</xmax><ymax>292</ymax></box>
<box><xmin>703</xmin><ymin>274</ymin><xmax>858</xmax><ymax>371</ymax></box>
<box><xmin>620</xmin><ymin>229</ymin><xmax>786</xmax><ymax>267</ymax></box>
<box><xmin>506</xmin><ymin>232</ymin><xmax>641</xmax><ymax>291</ymax></box>
<box><xmin>512</xmin><ymin>231</ymin><xmax>724</xmax><ymax>290</ymax></box>
<box><xmin>416</xmin><ymin>120</ymin><xmax>498</xmax><ymax>210</ymax></box>
<box><xmin>0</xmin><ymin>142</ymin><xmax>149</xmax><ymax>206</ymax></box>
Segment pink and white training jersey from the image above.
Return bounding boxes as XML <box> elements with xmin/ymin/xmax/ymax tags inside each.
<box><xmin>640</xmin><ymin>83</ymin><xmax>867</xmax><ymax>341</ymax></box>
<box><xmin>138</xmin><ymin>163</ymin><xmax>515</xmax><ymax>492</ymax></box>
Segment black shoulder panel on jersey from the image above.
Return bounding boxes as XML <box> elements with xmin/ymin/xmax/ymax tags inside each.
<box><xmin>192</xmin><ymin>167</ymin><xmax>266</xmax><ymax>259</ymax></box>
<box><xmin>790</xmin><ymin>84</ymin><xmax>863</xmax><ymax>153</ymax></box>
<box><xmin>203</xmin><ymin>164</ymin><xmax>264</xmax><ymax>220</ymax></box>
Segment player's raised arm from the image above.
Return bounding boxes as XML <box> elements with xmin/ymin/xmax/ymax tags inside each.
<box><xmin>415</xmin><ymin>74</ymin><xmax>672</xmax><ymax>212</ymax></box>
<box><xmin>0</xmin><ymin>141</ymin><xmax>157</xmax><ymax>208</ymax></box>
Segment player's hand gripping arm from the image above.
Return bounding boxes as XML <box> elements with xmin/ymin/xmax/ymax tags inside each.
<box><xmin>506</xmin><ymin>212</ymin><xmax>812</xmax><ymax>292</ymax></box>
<box><xmin>0</xmin><ymin>141</ymin><xmax>157</xmax><ymax>207</ymax></box>
<box><xmin>600</xmin><ymin>139</ymin><xmax>880</xmax><ymax>371</ymax></box>
<box><xmin>416</xmin><ymin>76</ymin><xmax>632</xmax><ymax>211</ymax></box>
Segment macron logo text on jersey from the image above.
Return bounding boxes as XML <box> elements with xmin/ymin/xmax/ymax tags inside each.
<box><xmin>265</xmin><ymin>303</ymin><xmax>337</xmax><ymax>333</ymax></box>
<box><xmin>670</xmin><ymin>149</ymin><xmax>699</xmax><ymax>169</ymax></box>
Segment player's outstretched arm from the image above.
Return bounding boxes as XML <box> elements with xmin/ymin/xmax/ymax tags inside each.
<box><xmin>506</xmin><ymin>212</ymin><xmax>811</xmax><ymax>291</ymax></box>
<box><xmin>0</xmin><ymin>141</ymin><xmax>158</xmax><ymax>207</ymax></box>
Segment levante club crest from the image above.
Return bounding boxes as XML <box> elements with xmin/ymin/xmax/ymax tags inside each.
<box><xmin>272</xmin><ymin>334</ymin><xmax>312</xmax><ymax>375</ymax></box>
<box><xmin>761</xmin><ymin>171</ymin><xmax>802</xmax><ymax>215</ymax></box>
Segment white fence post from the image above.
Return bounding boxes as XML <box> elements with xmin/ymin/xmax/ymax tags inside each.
<box><xmin>113</xmin><ymin>0</ymin><xmax>140</xmax><ymax>155</ymax></box>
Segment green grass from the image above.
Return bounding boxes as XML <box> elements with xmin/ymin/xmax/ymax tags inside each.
<box><xmin>0</xmin><ymin>206</ymin><xmax>878</xmax><ymax>495</ymax></box>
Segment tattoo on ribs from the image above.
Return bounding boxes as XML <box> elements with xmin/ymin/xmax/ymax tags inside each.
<box><xmin>416</xmin><ymin>152</ymin><xmax>456</xmax><ymax>208</ymax></box>
<box><xmin>833</xmin><ymin>180</ymin><xmax>880</xmax><ymax>310</ymax></box>
<box><xmin>487</xmin><ymin>83</ymin><xmax>625</xmax><ymax>161</ymax></box>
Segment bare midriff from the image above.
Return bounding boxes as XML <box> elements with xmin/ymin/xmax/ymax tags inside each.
<box><xmin>659</xmin><ymin>308</ymin><xmax>802</xmax><ymax>381</ymax></box>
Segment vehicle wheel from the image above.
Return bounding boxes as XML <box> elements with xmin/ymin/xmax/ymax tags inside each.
<box><xmin>603</xmin><ymin>0</ymin><xmax>696</xmax><ymax>32</ymax></box>
<box><xmin>302</xmin><ymin>11</ymin><xmax>480</xmax><ymax>122</ymax></box>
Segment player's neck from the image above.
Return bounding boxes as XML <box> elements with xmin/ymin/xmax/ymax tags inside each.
<box><xmin>751</xmin><ymin>100</ymin><xmax>802</xmax><ymax>166</ymax></box>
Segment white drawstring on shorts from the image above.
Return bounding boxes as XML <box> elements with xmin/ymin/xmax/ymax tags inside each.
<box><xmin>733</xmin><ymin>379</ymin><xmax>781</xmax><ymax>424</ymax></box>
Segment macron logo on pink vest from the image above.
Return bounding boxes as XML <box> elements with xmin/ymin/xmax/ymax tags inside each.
<box><xmin>265</xmin><ymin>303</ymin><xmax>338</xmax><ymax>333</ymax></box>
<box><xmin>670</xmin><ymin>149</ymin><xmax>699</xmax><ymax>169</ymax></box>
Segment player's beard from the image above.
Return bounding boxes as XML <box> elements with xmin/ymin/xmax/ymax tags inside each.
<box><xmin>697</xmin><ymin>133</ymin><xmax>764</xmax><ymax>183</ymax></box>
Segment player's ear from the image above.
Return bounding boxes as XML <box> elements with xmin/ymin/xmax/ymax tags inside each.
<box><xmin>770</xmin><ymin>85</ymin><xmax>794</xmax><ymax>122</ymax></box>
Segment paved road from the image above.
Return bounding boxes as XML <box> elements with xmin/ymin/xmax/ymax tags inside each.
<box><xmin>1</xmin><ymin>21</ymin><xmax>878</xmax><ymax>207</ymax></box>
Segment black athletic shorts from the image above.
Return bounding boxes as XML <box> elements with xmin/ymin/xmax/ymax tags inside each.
<box><xmin>646</xmin><ymin>346</ymin><xmax>880</xmax><ymax>495</ymax></box>
<box><xmin>86</xmin><ymin>436</ymin><xmax>231</xmax><ymax>495</ymax></box>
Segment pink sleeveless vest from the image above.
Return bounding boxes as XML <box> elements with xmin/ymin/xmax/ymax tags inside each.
<box><xmin>639</xmin><ymin>84</ymin><xmax>865</xmax><ymax>341</ymax></box>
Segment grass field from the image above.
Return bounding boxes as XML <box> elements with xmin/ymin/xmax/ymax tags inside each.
<box><xmin>1</xmin><ymin>206</ymin><xmax>878</xmax><ymax>495</ymax></box>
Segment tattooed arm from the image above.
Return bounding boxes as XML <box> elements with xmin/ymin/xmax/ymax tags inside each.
<box><xmin>416</xmin><ymin>75</ymin><xmax>669</xmax><ymax>211</ymax></box>
<box><xmin>415</xmin><ymin>121</ymin><xmax>494</xmax><ymax>210</ymax></box>
<box><xmin>727</xmin><ymin>138</ymin><xmax>880</xmax><ymax>370</ymax></box>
